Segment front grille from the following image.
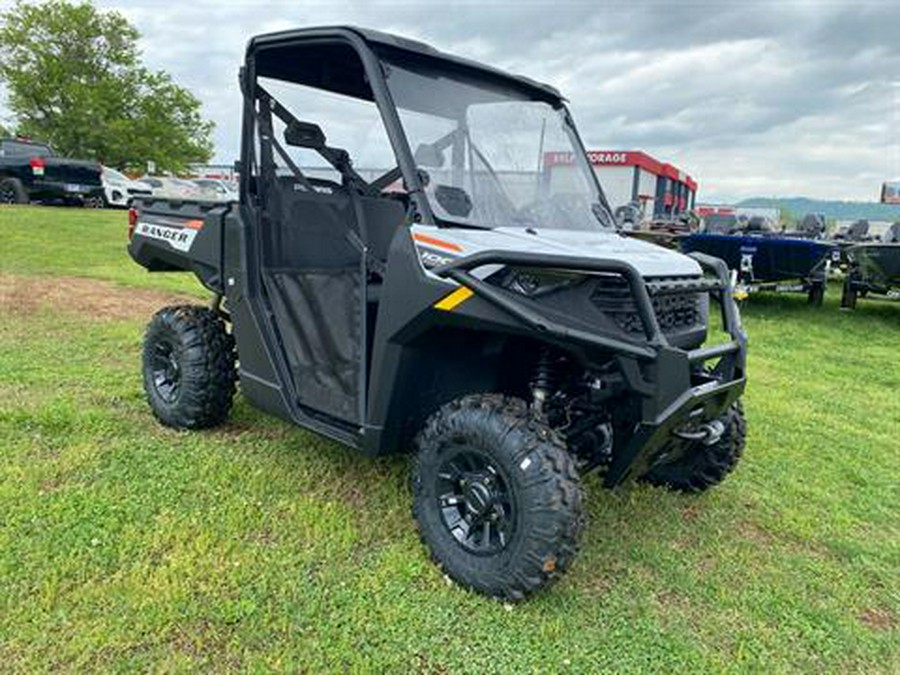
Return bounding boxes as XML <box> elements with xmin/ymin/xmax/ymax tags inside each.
<box><xmin>652</xmin><ymin>293</ymin><xmax>702</xmax><ymax>332</ymax></box>
<box><xmin>590</xmin><ymin>276</ymin><xmax>702</xmax><ymax>335</ymax></box>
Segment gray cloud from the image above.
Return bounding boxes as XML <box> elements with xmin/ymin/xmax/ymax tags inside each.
<box><xmin>2</xmin><ymin>0</ymin><xmax>897</xmax><ymax>202</ymax></box>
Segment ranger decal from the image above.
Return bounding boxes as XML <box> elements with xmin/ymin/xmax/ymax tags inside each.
<box><xmin>135</xmin><ymin>217</ymin><xmax>200</xmax><ymax>252</ymax></box>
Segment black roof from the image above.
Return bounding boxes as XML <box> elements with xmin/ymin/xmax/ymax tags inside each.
<box><xmin>247</xmin><ymin>25</ymin><xmax>563</xmax><ymax>103</ymax></box>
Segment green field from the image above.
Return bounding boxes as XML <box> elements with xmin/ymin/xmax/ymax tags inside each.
<box><xmin>1</xmin><ymin>206</ymin><xmax>898</xmax><ymax>672</ymax></box>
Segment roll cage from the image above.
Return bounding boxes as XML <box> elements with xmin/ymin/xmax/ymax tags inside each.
<box><xmin>239</xmin><ymin>26</ymin><xmax>607</xmax><ymax>228</ymax></box>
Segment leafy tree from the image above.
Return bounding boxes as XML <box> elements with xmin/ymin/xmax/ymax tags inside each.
<box><xmin>0</xmin><ymin>0</ymin><xmax>213</xmax><ymax>172</ymax></box>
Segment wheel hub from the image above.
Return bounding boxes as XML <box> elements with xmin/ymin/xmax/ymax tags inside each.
<box><xmin>435</xmin><ymin>449</ymin><xmax>515</xmax><ymax>555</ymax></box>
<box><xmin>462</xmin><ymin>475</ymin><xmax>494</xmax><ymax>516</ymax></box>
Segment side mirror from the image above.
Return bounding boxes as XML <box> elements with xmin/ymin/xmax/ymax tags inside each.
<box><xmin>414</xmin><ymin>143</ymin><xmax>445</xmax><ymax>168</ymax></box>
<box><xmin>284</xmin><ymin>121</ymin><xmax>326</xmax><ymax>150</ymax></box>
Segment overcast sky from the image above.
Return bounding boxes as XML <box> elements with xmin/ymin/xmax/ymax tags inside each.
<box><xmin>4</xmin><ymin>0</ymin><xmax>898</xmax><ymax>202</ymax></box>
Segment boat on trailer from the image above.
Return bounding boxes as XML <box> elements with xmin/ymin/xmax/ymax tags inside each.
<box><xmin>680</xmin><ymin>215</ymin><xmax>839</xmax><ymax>305</ymax></box>
<box><xmin>840</xmin><ymin>223</ymin><xmax>900</xmax><ymax>308</ymax></box>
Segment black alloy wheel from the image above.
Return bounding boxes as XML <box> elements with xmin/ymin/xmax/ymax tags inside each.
<box><xmin>148</xmin><ymin>338</ymin><xmax>182</xmax><ymax>404</ymax></box>
<box><xmin>436</xmin><ymin>448</ymin><xmax>516</xmax><ymax>555</ymax></box>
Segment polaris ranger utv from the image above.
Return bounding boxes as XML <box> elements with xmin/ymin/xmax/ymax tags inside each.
<box><xmin>128</xmin><ymin>26</ymin><xmax>747</xmax><ymax>600</ymax></box>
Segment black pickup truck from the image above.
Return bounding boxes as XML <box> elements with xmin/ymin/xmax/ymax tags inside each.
<box><xmin>0</xmin><ymin>138</ymin><xmax>104</xmax><ymax>206</ymax></box>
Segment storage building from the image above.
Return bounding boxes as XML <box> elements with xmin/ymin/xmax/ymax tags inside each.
<box><xmin>545</xmin><ymin>150</ymin><xmax>697</xmax><ymax>220</ymax></box>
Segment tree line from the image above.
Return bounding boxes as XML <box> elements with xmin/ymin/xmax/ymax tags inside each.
<box><xmin>0</xmin><ymin>0</ymin><xmax>214</xmax><ymax>173</ymax></box>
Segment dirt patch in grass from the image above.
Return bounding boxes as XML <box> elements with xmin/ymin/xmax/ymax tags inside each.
<box><xmin>0</xmin><ymin>272</ymin><xmax>195</xmax><ymax>322</ymax></box>
<box><xmin>38</xmin><ymin>476</ymin><xmax>66</xmax><ymax>495</ymax></box>
<box><xmin>738</xmin><ymin>520</ymin><xmax>776</xmax><ymax>546</ymax></box>
<box><xmin>859</xmin><ymin>607</ymin><xmax>897</xmax><ymax>631</ymax></box>
<box><xmin>680</xmin><ymin>503</ymin><xmax>702</xmax><ymax>522</ymax></box>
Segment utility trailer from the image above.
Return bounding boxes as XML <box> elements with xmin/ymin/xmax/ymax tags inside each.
<box><xmin>128</xmin><ymin>26</ymin><xmax>748</xmax><ymax>600</ymax></box>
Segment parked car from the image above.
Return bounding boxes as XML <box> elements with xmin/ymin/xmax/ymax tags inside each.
<box><xmin>101</xmin><ymin>166</ymin><xmax>152</xmax><ymax>208</ymax></box>
<box><xmin>0</xmin><ymin>138</ymin><xmax>103</xmax><ymax>206</ymax></box>
<box><xmin>138</xmin><ymin>176</ymin><xmax>207</xmax><ymax>201</ymax></box>
<box><xmin>192</xmin><ymin>178</ymin><xmax>238</xmax><ymax>203</ymax></box>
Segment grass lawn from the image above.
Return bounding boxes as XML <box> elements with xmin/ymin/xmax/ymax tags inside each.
<box><xmin>1</xmin><ymin>205</ymin><xmax>898</xmax><ymax>672</ymax></box>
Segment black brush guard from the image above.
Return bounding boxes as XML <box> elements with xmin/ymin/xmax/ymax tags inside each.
<box><xmin>434</xmin><ymin>250</ymin><xmax>747</xmax><ymax>486</ymax></box>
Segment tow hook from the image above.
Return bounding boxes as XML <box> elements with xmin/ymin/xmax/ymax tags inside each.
<box><xmin>673</xmin><ymin>419</ymin><xmax>725</xmax><ymax>446</ymax></box>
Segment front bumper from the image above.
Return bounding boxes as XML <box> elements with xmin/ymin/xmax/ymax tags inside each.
<box><xmin>602</xmin><ymin>357</ymin><xmax>745</xmax><ymax>485</ymax></box>
<box><xmin>105</xmin><ymin>186</ymin><xmax>150</xmax><ymax>207</ymax></box>
<box><xmin>433</xmin><ymin>250</ymin><xmax>747</xmax><ymax>486</ymax></box>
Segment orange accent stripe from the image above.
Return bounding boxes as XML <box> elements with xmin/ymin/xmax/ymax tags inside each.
<box><xmin>184</xmin><ymin>219</ymin><xmax>204</xmax><ymax>230</ymax></box>
<box><xmin>413</xmin><ymin>233</ymin><xmax>463</xmax><ymax>253</ymax></box>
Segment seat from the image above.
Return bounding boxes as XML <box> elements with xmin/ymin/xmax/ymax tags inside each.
<box><xmin>359</xmin><ymin>194</ymin><xmax>406</xmax><ymax>264</ymax></box>
<box><xmin>847</xmin><ymin>220</ymin><xmax>869</xmax><ymax>241</ymax></box>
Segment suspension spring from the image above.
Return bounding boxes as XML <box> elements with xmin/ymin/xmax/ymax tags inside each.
<box><xmin>530</xmin><ymin>348</ymin><xmax>560</xmax><ymax>415</ymax></box>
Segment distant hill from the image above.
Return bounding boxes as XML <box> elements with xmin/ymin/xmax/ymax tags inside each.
<box><xmin>736</xmin><ymin>197</ymin><xmax>900</xmax><ymax>223</ymax></box>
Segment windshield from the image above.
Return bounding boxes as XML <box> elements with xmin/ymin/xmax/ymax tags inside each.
<box><xmin>382</xmin><ymin>58</ymin><xmax>612</xmax><ymax>231</ymax></box>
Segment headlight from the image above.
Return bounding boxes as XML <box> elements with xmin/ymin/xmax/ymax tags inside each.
<box><xmin>489</xmin><ymin>267</ymin><xmax>585</xmax><ymax>298</ymax></box>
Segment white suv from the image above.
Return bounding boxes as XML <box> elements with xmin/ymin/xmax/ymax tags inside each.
<box><xmin>100</xmin><ymin>167</ymin><xmax>151</xmax><ymax>208</ymax></box>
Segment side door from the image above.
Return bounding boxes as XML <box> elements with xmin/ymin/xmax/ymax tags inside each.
<box><xmin>239</xmin><ymin>45</ymin><xmax>398</xmax><ymax>427</ymax></box>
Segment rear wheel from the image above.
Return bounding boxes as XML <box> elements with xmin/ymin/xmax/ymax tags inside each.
<box><xmin>641</xmin><ymin>401</ymin><xmax>746</xmax><ymax>493</ymax></box>
<box><xmin>0</xmin><ymin>178</ymin><xmax>27</xmax><ymax>204</ymax></box>
<box><xmin>142</xmin><ymin>305</ymin><xmax>236</xmax><ymax>429</ymax></box>
<box><xmin>411</xmin><ymin>394</ymin><xmax>583</xmax><ymax>601</ymax></box>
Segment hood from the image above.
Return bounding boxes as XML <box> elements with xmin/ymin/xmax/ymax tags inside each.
<box><xmin>411</xmin><ymin>225</ymin><xmax>702</xmax><ymax>278</ymax></box>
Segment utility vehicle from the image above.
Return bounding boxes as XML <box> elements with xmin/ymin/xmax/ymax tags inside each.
<box><xmin>128</xmin><ymin>27</ymin><xmax>747</xmax><ymax>600</ymax></box>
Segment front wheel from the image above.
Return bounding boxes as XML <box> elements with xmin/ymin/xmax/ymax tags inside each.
<box><xmin>142</xmin><ymin>305</ymin><xmax>236</xmax><ymax>429</ymax></box>
<box><xmin>411</xmin><ymin>394</ymin><xmax>583</xmax><ymax>601</ymax></box>
<box><xmin>641</xmin><ymin>400</ymin><xmax>746</xmax><ymax>493</ymax></box>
